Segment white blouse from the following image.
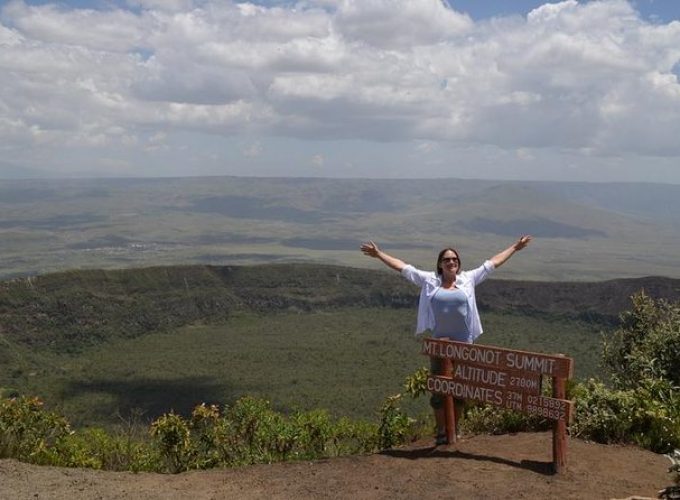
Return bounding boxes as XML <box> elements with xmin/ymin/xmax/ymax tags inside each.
<box><xmin>400</xmin><ymin>260</ymin><xmax>495</xmax><ymax>341</ymax></box>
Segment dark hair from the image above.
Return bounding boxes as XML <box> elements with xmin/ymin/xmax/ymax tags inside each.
<box><xmin>436</xmin><ymin>247</ymin><xmax>461</xmax><ymax>275</ymax></box>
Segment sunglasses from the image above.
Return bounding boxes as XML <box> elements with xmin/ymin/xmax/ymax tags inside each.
<box><xmin>441</xmin><ymin>257</ymin><xmax>459</xmax><ymax>264</ymax></box>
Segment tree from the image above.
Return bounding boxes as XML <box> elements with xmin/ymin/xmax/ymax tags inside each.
<box><xmin>603</xmin><ymin>291</ymin><xmax>680</xmax><ymax>390</ymax></box>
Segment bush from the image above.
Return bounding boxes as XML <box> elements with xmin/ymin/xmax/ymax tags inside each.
<box><xmin>140</xmin><ymin>395</ymin><xmax>412</xmax><ymax>473</ymax></box>
<box><xmin>603</xmin><ymin>292</ymin><xmax>680</xmax><ymax>389</ymax></box>
<box><xmin>291</xmin><ymin>409</ymin><xmax>333</xmax><ymax>458</ymax></box>
<box><xmin>377</xmin><ymin>394</ymin><xmax>416</xmax><ymax>449</ymax></box>
<box><xmin>0</xmin><ymin>396</ymin><xmax>71</xmax><ymax>464</ymax></box>
<box><xmin>58</xmin><ymin>427</ymin><xmax>159</xmax><ymax>472</ymax></box>
<box><xmin>571</xmin><ymin>379</ymin><xmax>637</xmax><ymax>444</ymax></box>
<box><xmin>150</xmin><ymin>412</ymin><xmax>190</xmax><ymax>473</ymax></box>
<box><xmin>583</xmin><ymin>292</ymin><xmax>680</xmax><ymax>453</ymax></box>
<box><xmin>461</xmin><ymin>403</ymin><xmax>549</xmax><ymax>435</ymax></box>
<box><xmin>331</xmin><ymin>417</ymin><xmax>378</xmax><ymax>455</ymax></box>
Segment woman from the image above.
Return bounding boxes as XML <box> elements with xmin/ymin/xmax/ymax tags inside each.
<box><xmin>360</xmin><ymin>236</ymin><xmax>532</xmax><ymax>445</ymax></box>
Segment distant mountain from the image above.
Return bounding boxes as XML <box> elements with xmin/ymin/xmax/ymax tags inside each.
<box><xmin>532</xmin><ymin>182</ymin><xmax>680</xmax><ymax>228</ymax></box>
<box><xmin>0</xmin><ymin>162</ymin><xmax>51</xmax><ymax>179</ymax></box>
<box><xmin>1</xmin><ymin>176</ymin><xmax>679</xmax><ymax>280</ymax></box>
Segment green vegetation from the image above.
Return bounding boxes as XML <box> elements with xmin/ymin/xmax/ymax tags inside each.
<box><xmin>2</xmin><ymin>262</ymin><xmax>679</xmax><ymax>474</ymax></box>
<box><xmin>2</xmin><ymin>290</ymin><xmax>676</xmax><ymax>475</ymax></box>
<box><xmin>0</xmin><ymin>263</ymin><xmax>419</xmax><ymax>352</ymax></box>
<box><xmin>603</xmin><ymin>292</ymin><xmax>680</xmax><ymax>389</ymax></box>
<box><xmin>1</xmin><ymin>263</ymin><xmax>614</xmax><ymax>427</ymax></box>
<box><xmin>1</xmin><ymin>394</ymin><xmax>423</xmax><ymax>473</ymax></box>
<box><xmin>1</xmin><ymin>308</ymin><xmax>603</xmax><ymax>428</ymax></box>
<box><xmin>2</xmin><ymin>293</ymin><xmax>679</xmax><ymax>473</ymax></box>
<box><xmin>572</xmin><ymin>293</ymin><xmax>680</xmax><ymax>453</ymax></box>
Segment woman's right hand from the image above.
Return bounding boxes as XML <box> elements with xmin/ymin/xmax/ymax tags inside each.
<box><xmin>360</xmin><ymin>241</ymin><xmax>380</xmax><ymax>258</ymax></box>
<box><xmin>360</xmin><ymin>241</ymin><xmax>407</xmax><ymax>271</ymax></box>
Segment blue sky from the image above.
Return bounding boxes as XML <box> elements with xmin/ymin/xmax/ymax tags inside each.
<box><xmin>174</xmin><ymin>0</ymin><xmax>680</xmax><ymax>24</ymax></box>
<box><xmin>1</xmin><ymin>0</ymin><xmax>679</xmax><ymax>182</ymax></box>
<box><xmin>451</xmin><ymin>0</ymin><xmax>680</xmax><ymax>23</ymax></box>
<box><xmin>26</xmin><ymin>0</ymin><xmax>678</xmax><ymax>23</ymax></box>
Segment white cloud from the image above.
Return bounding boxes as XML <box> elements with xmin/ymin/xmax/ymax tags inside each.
<box><xmin>242</xmin><ymin>142</ymin><xmax>262</xmax><ymax>157</ymax></box>
<box><xmin>333</xmin><ymin>0</ymin><xmax>472</xmax><ymax>48</ymax></box>
<box><xmin>0</xmin><ymin>0</ymin><xmax>679</xmax><ymax>178</ymax></box>
<box><xmin>415</xmin><ymin>141</ymin><xmax>437</xmax><ymax>154</ymax></box>
<box><xmin>2</xmin><ymin>0</ymin><xmax>147</xmax><ymax>52</ymax></box>
<box><xmin>126</xmin><ymin>0</ymin><xmax>195</xmax><ymax>12</ymax></box>
<box><xmin>143</xmin><ymin>131</ymin><xmax>165</xmax><ymax>151</ymax></box>
<box><xmin>311</xmin><ymin>154</ymin><xmax>325</xmax><ymax>167</ymax></box>
<box><xmin>516</xmin><ymin>148</ymin><xmax>535</xmax><ymax>161</ymax></box>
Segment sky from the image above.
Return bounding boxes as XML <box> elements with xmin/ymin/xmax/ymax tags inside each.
<box><xmin>1</xmin><ymin>0</ymin><xmax>679</xmax><ymax>182</ymax></box>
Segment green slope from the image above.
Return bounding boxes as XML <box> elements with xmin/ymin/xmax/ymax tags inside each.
<box><xmin>2</xmin><ymin>263</ymin><xmax>679</xmax><ymax>427</ymax></box>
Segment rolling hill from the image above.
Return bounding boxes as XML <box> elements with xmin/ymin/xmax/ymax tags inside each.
<box><xmin>1</xmin><ymin>176</ymin><xmax>679</xmax><ymax>281</ymax></box>
<box><xmin>3</xmin><ymin>263</ymin><xmax>679</xmax><ymax>351</ymax></box>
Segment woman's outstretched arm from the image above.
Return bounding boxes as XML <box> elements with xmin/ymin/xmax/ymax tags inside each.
<box><xmin>489</xmin><ymin>235</ymin><xmax>532</xmax><ymax>268</ymax></box>
<box><xmin>360</xmin><ymin>241</ymin><xmax>407</xmax><ymax>272</ymax></box>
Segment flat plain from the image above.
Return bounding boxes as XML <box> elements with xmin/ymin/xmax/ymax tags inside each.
<box><xmin>1</xmin><ymin>176</ymin><xmax>679</xmax><ymax>281</ymax></box>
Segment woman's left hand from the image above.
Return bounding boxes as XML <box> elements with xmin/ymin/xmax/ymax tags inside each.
<box><xmin>513</xmin><ymin>235</ymin><xmax>532</xmax><ymax>251</ymax></box>
<box><xmin>360</xmin><ymin>241</ymin><xmax>381</xmax><ymax>258</ymax></box>
<box><xmin>490</xmin><ymin>235</ymin><xmax>532</xmax><ymax>268</ymax></box>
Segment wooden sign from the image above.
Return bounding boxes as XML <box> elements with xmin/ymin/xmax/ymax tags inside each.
<box><xmin>427</xmin><ymin>375</ymin><xmax>572</xmax><ymax>422</ymax></box>
<box><xmin>422</xmin><ymin>338</ymin><xmax>573</xmax><ymax>378</ymax></box>
<box><xmin>451</xmin><ymin>362</ymin><xmax>542</xmax><ymax>396</ymax></box>
<box><xmin>422</xmin><ymin>338</ymin><xmax>574</xmax><ymax>473</ymax></box>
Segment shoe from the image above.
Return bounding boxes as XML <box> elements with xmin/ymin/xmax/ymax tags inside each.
<box><xmin>435</xmin><ymin>433</ymin><xmax>448</xmax><ymax>446</ymax></box>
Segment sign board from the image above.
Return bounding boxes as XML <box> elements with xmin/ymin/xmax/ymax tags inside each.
<box><xmin>451</xmin><ymin>362</ymin><xmax>542</xmax><ymax>396</ymax></box>
<box><xmin>422</xmin><ymin>338</ymin><xmax>573</xmax><ymax>378</ymax></box>
<box><xmin>422</xmin><ymin>338</ymin><xmax>574</xmax><ymax>473</ymax></box>
<box><xmin>427</xmin><ymin>375</ymin><xmax>572</xmax><ymax>422</ymax></box>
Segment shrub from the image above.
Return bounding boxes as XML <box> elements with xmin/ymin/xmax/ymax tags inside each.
<box><xmin>58</xmin><ymin>427</ymin><xmax>159</xmax><ymax>472</ymax></box>
<box><xmin>571</xmin><ymin>379</ymin><xmax>637</xmax><ymax>444</ymax></box>
<box><xmin>141</xmin><ymin>396</ymin><xmax>413</xmax><ymax>472</ymax></box>
<box><xmin>150</xmin><ymin>412</ymin><xmax>190</xmax><ymax>473</ymax></box>
<box><xmin>603</xmin><ymin>292</ymin><xmax>680</xmax><ymax>389</ymax></box>
<box><xmin>331</xmin><ymin>417</ymin><xmax>378</xmax><ymax>455</ymax></box>
<box><xmin>571</xmin><ymin>371</ymin><xmax>679</xmax><ymax>453</ymax></box>
<box><xmin>292</xmin><ymin>409</ymin><xmax>332</xmax><ymax>458</ymax></box>
<box><xmin>0</xmin><ymin>396</ymin><xmax>71</xmax><ymax>464</ymax></box>
<box><xmin>461</xmin><ymin>403</ymin><xmax>548</xmax><ymax>435</ymax></box>
<box><xmin>582</xmin><ymin>292</ymin><xmax>680</xmax><ymax>452</ymax></box>
<box><xmin>403</xmin><ymin>367</ymin><xmax>429</xmax><ymax>399</ymax></box>
<box><xmin>377</xmin><ymin>394</ymin><xmax>416</xmax><ymax>449</ymax></box>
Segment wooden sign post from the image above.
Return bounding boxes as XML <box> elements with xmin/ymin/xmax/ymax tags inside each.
<box><xmin>422</xmin><ymin>338</ymin><xmax>574</xmax><ymax>473</ymax></box>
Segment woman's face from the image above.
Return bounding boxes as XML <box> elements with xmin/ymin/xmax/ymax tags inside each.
<box><xmin>439</xmin><ymin>250</ymin><xmax>460</xmax><ymax>278</ymax></box>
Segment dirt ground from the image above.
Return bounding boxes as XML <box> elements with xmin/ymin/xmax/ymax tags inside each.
<box><xmin>0</xmin><ymin>432</ymin><xmax>673</xmax><ymax>500</ymax></box>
